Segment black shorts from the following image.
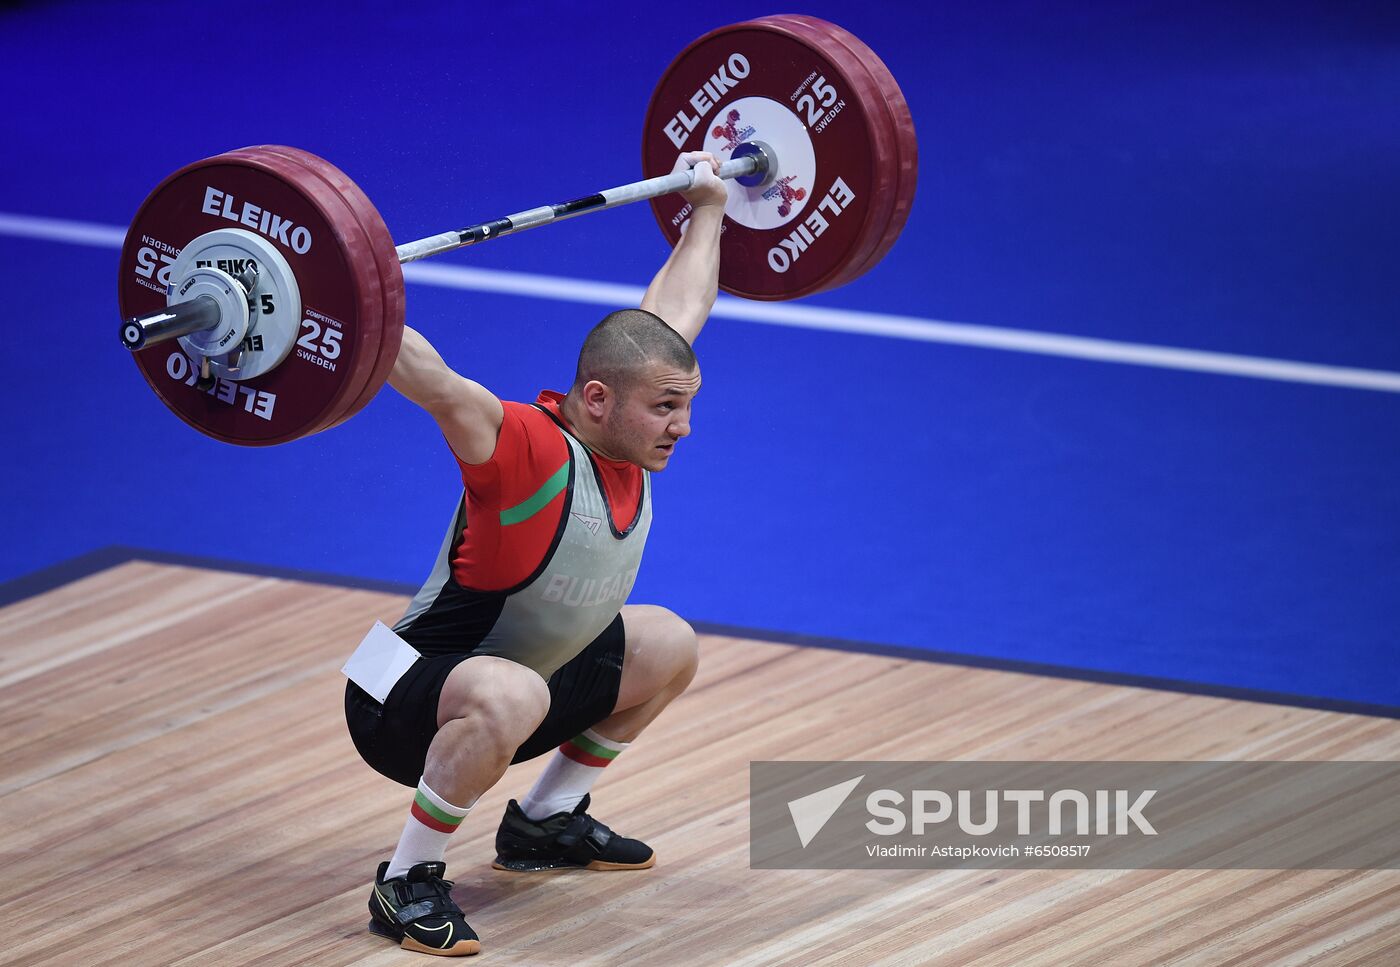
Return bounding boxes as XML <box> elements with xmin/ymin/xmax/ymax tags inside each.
<box><xmin>344</xmin><ymin>614</ymin><xmax>626</xmax><ymax>788</ymax></box>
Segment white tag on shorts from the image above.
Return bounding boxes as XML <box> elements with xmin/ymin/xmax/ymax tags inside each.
<box><xmin>341</xmin><ymin>621</ymin><xmax>421</xmax><ymax>703</ymax></box>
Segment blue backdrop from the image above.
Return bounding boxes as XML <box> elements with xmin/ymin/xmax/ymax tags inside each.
<box><xmin>2</xmin><ymin>0</ymin><xmax>1397</xmax><ymax>708</ymax></box>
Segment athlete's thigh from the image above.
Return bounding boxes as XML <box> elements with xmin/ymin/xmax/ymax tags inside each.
<box><xmin>510</xmin><ymin>615</ymin><xmax>626</xmax><ymax>763</ymax></box>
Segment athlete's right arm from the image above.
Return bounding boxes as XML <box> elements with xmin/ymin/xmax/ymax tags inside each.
<box><xmin>389</xmin><ymin>326</ymin><xmax>505</xmax><ymax>465</ymax></box>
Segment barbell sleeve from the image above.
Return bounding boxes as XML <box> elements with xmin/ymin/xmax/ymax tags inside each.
<box><xmin>120</xmin><ymin>295</ymin><xmax>222</xmax><ymax>351</ymax></box>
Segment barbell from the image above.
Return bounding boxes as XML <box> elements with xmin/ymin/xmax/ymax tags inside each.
<box><xmin>118</xmin><ymin>14</ymin><xmax>918</xmax><ymax>446</ymax></box>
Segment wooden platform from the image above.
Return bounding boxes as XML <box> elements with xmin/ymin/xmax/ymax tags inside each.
<box><xmin>1</xmin><ymin>561</ymin><xmax>1397</xmax><ymax>966</ymax></box>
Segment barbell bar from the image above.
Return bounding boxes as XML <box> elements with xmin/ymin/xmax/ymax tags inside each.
<box><xmin>115</xmin><ymin>14</ymin><xmax>917</xmax><ymax>446</ymax></box>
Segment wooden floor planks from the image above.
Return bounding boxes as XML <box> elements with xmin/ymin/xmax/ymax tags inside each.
<box><xmin>0</xmin><ymin>561</ymin><xmax>1396</xmax><ymax>966</ymax></box>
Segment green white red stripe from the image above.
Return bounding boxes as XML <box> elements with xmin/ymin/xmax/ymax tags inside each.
<box><xmin>411</xmin><ymin>788</ymin><xmax>467</xmax><ymax>834</ymax></box>
<box><xmin>559</xmin><ymin>731</ymin><xmax>624</xmax><ymax>768</ymax></box>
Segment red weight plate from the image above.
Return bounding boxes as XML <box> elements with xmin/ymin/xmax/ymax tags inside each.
<box><xmin>251</xmin><ymin>146</ymin><xmax>405</xmax><ymax>434</ymax></box>
<box><xmin>118</xmin><ymin>147</ymin><xmax>386</xmax><ymax>445</ymax></box>
<box><xmin>643</xmin><ymin>16</ymin><xmax>917</xmax><ymax>301</ymax></box>
<box><xmin>213</xmin><ymin>147</ymin><xmax>388</xmax><ymax>440</ymax></box>
<box><xmin>758</xmin><ymin>16</ymin><xmax>918</xmax><ymax>291</ymax></box>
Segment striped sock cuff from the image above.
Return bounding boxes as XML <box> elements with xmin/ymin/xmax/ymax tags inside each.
<box><xmin>559</xmin><ymin>728</ymin><xmax>630</xmax><ymax>767</ymax></box>
<box><xmin>410</xmin><ymin>779</ymin><xmax>472</xmax><ymax>834</ymax></box>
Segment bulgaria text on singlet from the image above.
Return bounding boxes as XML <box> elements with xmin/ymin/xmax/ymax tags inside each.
<box><xmin>393</xmin><ymin>394</ymin><xmax>652</xmax><ymax>679</ymax></box>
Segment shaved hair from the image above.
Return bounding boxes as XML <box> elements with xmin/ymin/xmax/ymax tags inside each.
<box><xmin>573</xmin><ymin>309</ymin><xmax>697</xmax><ymax>396</ymax></box>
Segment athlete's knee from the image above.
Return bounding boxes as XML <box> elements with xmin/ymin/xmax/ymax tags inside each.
<box><xmin>631</xmin><ymin>605</ymin><xmax>699</xmax><ymax>687</ymax></box>
<box><xmin>667</xmin><ymin>614</ymin><xmax>699</xmax><ymax>687</ymax></box>
<box><xmin>438</xmin><ymin>656</ymin><xmax>550</xmax><ymax>751</ymax></box>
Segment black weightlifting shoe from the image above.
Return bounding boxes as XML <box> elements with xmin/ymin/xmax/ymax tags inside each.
<box><xmin>367</xmin><ymin>861</ymin><xmax>481</xmax><ymax>957</ymax></box>
<box><xmin>492</xmin><ymin>793</ymin><xmax>655</xmax><ymax>872</ymax></box>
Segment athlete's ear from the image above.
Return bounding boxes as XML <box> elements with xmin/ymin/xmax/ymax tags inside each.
<box><xmin>581</xmin><ymin>379</ymin><xmax>611</xmax><ymax>419</ymax></box>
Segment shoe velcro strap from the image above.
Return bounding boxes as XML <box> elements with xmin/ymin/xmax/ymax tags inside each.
<box><xmin>554</xmin><ymin>816</ymin><xmax>614</xmax><ymax>864</ymax></box>
<box><xmin>395</xmin><ymin>897</ymin><xmax>456</xmax><ymax>927</ymax></box>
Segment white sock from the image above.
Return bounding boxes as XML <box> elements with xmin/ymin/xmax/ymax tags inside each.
<box><xmin>385</xmin><ymin>778</ymin><xmax>474</xmax><ymax>879</ymax></box>
<box><xmin>518</xmin><ymin>728</ymin><xmax>630</xmax><ymax>821</ymax></box>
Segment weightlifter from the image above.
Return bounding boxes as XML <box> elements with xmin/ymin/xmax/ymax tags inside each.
<box><xmin>343</xmin><ymin>150</ymin><xmax>726</xmax><ymax>956</ymax></box>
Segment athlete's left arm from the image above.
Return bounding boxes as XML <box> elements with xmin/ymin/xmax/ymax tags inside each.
<box><xmin>641</xmin><ymin>151</ymin><xmax>729</xmax><ymax>345</ymax></box>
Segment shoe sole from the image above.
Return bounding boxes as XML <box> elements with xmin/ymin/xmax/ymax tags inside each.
<box><xmin>369</xmin><ymin>918</ymin><xmax>481</xmax><ymax>956</ymax></box>
<box><xmin>491</xmin><ymin>854</ymin><xmax>656</xmax><ymax>872</ymax></box>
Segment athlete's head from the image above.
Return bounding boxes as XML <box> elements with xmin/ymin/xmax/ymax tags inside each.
<box><xmin>565</xmin><ymin>308</ymin><xmax>700</xmax><ymax>471</ymax></box>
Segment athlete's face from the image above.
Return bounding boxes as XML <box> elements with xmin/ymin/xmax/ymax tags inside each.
<box><xmin>602</xmin><ymin>361</ymin><xmax>701</xmax><ymax>471</ymax></box>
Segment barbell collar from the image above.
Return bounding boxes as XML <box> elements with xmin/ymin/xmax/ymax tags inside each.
<box><xmin>121</xmin><ymin>262</ymin><xmax>263</xmax><ymax>355</ymax></box>
<box><xmin>394</xmin><ymin>150</ymin><xmax>767</xmax><ymax>264</ymax></box>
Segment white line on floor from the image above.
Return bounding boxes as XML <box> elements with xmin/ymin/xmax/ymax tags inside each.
<box><xmin>7</xmin><ymin>210</ymin><xmax>1399</xmax><ymax>393</ymax></box>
